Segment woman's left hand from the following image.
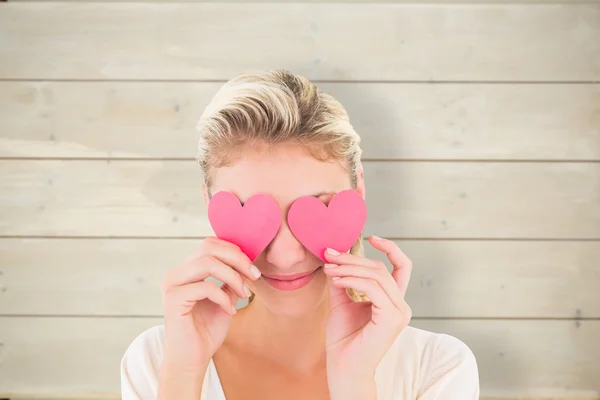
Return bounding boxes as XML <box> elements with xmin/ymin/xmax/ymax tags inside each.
<box><xmin>324</xmin><ymin>235</ymin><xmax>413</xmax><ymax>399</ymax></box>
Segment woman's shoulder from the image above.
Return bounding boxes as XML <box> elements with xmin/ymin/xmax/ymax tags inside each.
<box><xmin>120</xmin><ymin>324</ymin><xmax>211</xmax><ymax>399</ymax></box>
<box><xmin>376</xmin><ymin>325</ymin><xmax>480</xmax><ymax>398</ymax></box>
<box><xmin>121</xmin><ymin>324</ymin><xmax>167</xmax><ymax>375</ymax></box>
<box><xmin>125</xmin><ymin>324</ymin><xmax>166</xmax><ymax>354</ymax></box>
<box><xmin>397</xmin><ymin>325</ymin><xmax>477</xmax><ymax>363</ymax></box>
<box><xmin>120</xmin><ymin>325</ymin><xmax>166</xmax><ymax>399</ymax></box>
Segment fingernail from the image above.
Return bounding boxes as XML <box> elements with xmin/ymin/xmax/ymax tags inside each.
<box><xmin>243</xmin><ymin>282</ymin><xmax>252</xmax><ymax>297</ymax></box>
<box><xmin>250</xmin><ymin>265</ymin><xmax>262</xmax><ymax>278</ymax></box>
<box><xmin>371</xmin><ymin>235</ymin><xmax>383</xmax><ymax>241</ymax></box>
<box><xmin>332</xmin><ymin>276</ymin><xmax>341</xmax><ymax>280</ymax></box>
<box><xmin>231</xmin><ymin>305</ymin><xmax>237</xmax><ymax>314</ymax></box>
<box><xmin>324</xmin><ymin>263</ymin><xmax>338</xmax><ymax>268</ymax></box>
<box><xmin>326</xmin><ymin>248</ymin><xmax>341</xmax><ymax>256</ymax></box>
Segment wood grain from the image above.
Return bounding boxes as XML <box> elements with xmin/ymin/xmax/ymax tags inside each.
<box><xmin>1</xmin><ymin>81</ymin><xmax>598</xmax><ymax>160</ymax></box>
<box><xmin>6</xmin><ymin>0</ymin><xmax>600</xmax><ymax>3</ymax></box>
<box><xmin>0</xmin><ymin>1</ymin><xmax>598</xmax><ymax>399</ymax></box>
<box><xmin>1</xmin><ymin>160</ymin><xmax>597</xmax><ymax>238</ymax></box>
<box><xmin>0</xmin><ymin>317</ymin><xmax>598</xmax><ymax>398</ymax></box>
<box><xmin>0</xmin><ymin>238</ymin><xmax>598</xmax><ymax>318</ymax></box>
<box><xmin>0</xmin><ymin>3</ymin><xmax>598</xmax><ymax>81</ymax></box>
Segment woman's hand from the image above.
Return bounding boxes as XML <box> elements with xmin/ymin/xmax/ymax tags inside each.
<box><xmin>160</xmin><ymin>236</ymin><xmax>261</xmax><ymax>370</ymax></box>
<box><xmin>323</xmin><ymin>235</ymin><xmax>413</xmax><ymax>399</ymax></box>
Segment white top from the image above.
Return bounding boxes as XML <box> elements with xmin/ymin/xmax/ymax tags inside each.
<box><xmin>121</xmin><ymin>324</ymin><xmax>480</xmax><ymax>399</ymax></box>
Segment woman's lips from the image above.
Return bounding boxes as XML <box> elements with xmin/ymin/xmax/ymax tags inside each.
<box><xmin>262</xmin><ymin>267</ymin><xmax>321</xmax><ymax>291</ymax></box>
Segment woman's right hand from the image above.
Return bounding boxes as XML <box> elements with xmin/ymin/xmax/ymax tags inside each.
<box><xmin>160</xmin><ymin>236</ymin><xmax>261</xmax><ymax>370</ymax></box>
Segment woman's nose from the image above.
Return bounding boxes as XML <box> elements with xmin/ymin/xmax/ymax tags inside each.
<box><xmin>264</xmin><ymin>221</ymin><xmax>306</xmax><ymax>270</ymax></box>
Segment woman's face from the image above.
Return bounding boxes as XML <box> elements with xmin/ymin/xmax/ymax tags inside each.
<box><xmin>204</xmin><ymin>142</ymin><xmax>365</xmax><ymax>315</ymax></box>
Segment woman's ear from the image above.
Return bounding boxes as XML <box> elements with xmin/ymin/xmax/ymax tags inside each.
<box><xmin>356</xmin><ymin>167</ymin><xmax>366</xmax><ymax>200</ymax></box>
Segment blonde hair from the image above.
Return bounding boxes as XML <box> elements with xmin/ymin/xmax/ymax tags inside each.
<box><xmin>196</xmin><ymin>69</ymin><xmax>368</xmax><ymax>303</ymax></box>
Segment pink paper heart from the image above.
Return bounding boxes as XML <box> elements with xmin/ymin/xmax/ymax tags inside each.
<box><xmin>287</xmin><ymin>189</ymin><xmax>367</xmax><ymax>262</ymax></box>
<box><xmin>208</xmin><ymin>191</ymin><xmax>281</xmax><ymax>261</ymax></box>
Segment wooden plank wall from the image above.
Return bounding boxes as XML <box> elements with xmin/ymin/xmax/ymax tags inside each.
<box><xmin>0</xmin><ymin>2</ymin><xmax>599</xmax><ymax>399</ymax></box>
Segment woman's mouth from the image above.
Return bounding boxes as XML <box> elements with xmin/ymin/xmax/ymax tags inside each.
<box><xmin>262</xmin><ymin>267</ymin><xmax>322</xmax><ymax>291</ymax></box>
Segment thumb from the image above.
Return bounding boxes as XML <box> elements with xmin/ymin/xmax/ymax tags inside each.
<box><xmin>326</xmin><ymin>267</ymin><xmax>352</xmax><ymax>310</ymax></box>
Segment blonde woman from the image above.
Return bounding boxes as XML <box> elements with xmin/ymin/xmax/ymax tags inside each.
<box><xmin>120</xmin><ymin>70</ymin><xmax>480</xmax><ymax>399</ymax></box>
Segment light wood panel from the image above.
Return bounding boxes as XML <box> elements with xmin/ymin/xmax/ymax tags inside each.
<box><xmin>0</xmin><ymin>3</ymin><xmax>598</xmax><ymax>81</ymax></box>
<box><xmin>0</xmin><ymin>160</ymin><xmax>597</xmax><ymax>238</ymax></box>
<box><xmin>0</xmin><ymin>2</ymin><xmax>598</xmax><ymax>399</ymax></box>
<box><xmin>0</xmin><ymin>238</ymin><xmax>598</xmax><ymax>318</ymax></box>
<box><xmin>1</xmin><ymin>81</ymin><xmax>598</xmax><ymax>160</ymax></box>
<box><xmin>0</xmin><ymin>317</ymin><xmax>598</xmax><ymax>398</ymax></box>
<box><xmin>7</xmin><ymin>0</ymin><xmax>600</xmax><ymax>3</ymax></box>
<box><xmin>416</xmin><ymin>319</ymin><xmax>600</xmax><ymax>399</ymax></box>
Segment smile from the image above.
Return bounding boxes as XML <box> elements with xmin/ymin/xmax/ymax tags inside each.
<box><xmin>262</xmin><ymin>267</ymin><xmax>322</xmax><ymax>291</ymax></box>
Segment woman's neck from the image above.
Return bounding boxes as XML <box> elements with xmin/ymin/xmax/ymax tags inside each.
<box><xmin>228</xmin><ymin>294</ymin><xmax>330</xmax><ymax>373</ymax></box>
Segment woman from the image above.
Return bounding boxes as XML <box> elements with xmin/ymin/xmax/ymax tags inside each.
<box><xmin>120</xmin><ymin>70</ymin><xmax>480</xmax><ymax>399</ymax></box>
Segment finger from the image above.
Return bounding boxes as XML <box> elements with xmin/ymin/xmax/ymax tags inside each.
<box><xmin>323</xmin><ymin>264</ymin><xmax>403</xmax><ymax>309</ymax></box>
<box><xmin>196</xmin><ymin>235</ymin><xmax>244</xmax><ymax>253</ymax></box>
<box><xmin>323</xmin><ymin>247</ymin><xmax>380</xmax><ymax>268</ymax></box>
<box><xmin>181</xmin><ymin>236</ymin><xmax>241</xmax><ymax>264</ymax></box>
<box><xmin>330</xmin><ymin>276</ymin><xmax>394</xmax><ymax>311</ymax></box>
<box><xmin>221</xmin><ymin>283</ymin><xmax>240</xmax><ymax>312</ymax></box>
<box><xmin>326</xmin><ymin>269</ymin><xmax>354</xmax><ymax>311</ymax></box>
<box><xmin>200</xmin><ymin>236</ymin><xmax>261</xmax><ymax>281</ymax></box>
<box><xmin>368</xmin><ymin>236</ymin><xmax>412</xmax><ymax>294</ymax></box>
<box><xmin>166</xmin><ymin>256</ymin><xmax>251</xmax><ymax>300</ymax></box>
<box><xmin>169</xmin><ymin>280</ymin><xmax>236</xmax><ymax>316</ymax></box>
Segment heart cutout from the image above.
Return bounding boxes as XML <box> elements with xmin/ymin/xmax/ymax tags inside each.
<box><xmin>287</xmin><ymin>189</ymin><xmax>367</xmax><ymax>262</ymax></box>
<box><xmin>208</xmin><ymin>191</ymin><xmax>281</xmax><ymax>261</ymax></box>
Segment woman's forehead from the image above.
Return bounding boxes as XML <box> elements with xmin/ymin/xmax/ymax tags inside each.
<box><xmin>211</xmin><ymin>146</ymin><xmax>351</xmax><ymax>204</ymax></box>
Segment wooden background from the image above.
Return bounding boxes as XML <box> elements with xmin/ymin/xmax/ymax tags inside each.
<box><xmin>0</xmin><ymin>1</ymin><xmax>599</xmax><ymax>399</ymax></box>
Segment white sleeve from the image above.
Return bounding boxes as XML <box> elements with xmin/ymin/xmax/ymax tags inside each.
<box><xmin>417</xmin><ymin>334</ymin><xmax>480</xmax><ymax>400</ymax></box>
<box><xmin>120</xmin><ymin>325</ymin><xmax>165</xmax><ymax>400</ymax></box>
